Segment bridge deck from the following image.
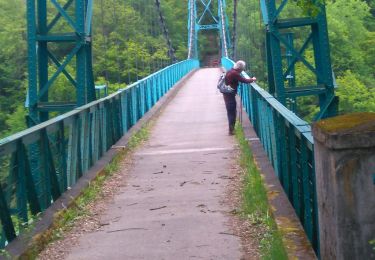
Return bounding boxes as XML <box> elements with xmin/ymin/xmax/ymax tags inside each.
<box><xmin>63</xmin><ymin>68</ymin><xmax>246</xmax><ymax>259</ymax></box>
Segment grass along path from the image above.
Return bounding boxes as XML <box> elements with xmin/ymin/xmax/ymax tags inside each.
<box><xmin>235</xmin><ymin>124</ymin><xmax>288</xmax><ymax>259</ymax></box>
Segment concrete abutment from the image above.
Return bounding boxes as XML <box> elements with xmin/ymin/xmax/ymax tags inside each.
<box><xmin>313</xmin><ymin>112</ymin><xmax>375</xmax><ymax>260</ymax></box>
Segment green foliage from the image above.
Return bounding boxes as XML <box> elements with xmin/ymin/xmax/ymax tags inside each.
<box><xmin>3</xmin><ymin>105</ymin><xmax>27</xmax><ymax>136</ymax></box>
<box><xmin>327</xmin><ymin>0</ymin><xmax>372</xmax><ymax>75</ymax></box>
<box><xmin>91</xmin><ymin>0</ymin><xmax>175</xmax><ymax>84</ymax></box>
<box><xmin>0</xmin><ymin>249</ymin><xmax>11</xmax><ymax>259</ymax></box>
<box><xmin>161</xmin><ymin>0</ymin><xmax>188</xmax><ymax>60</ymax></box>
<box><xmin>292</xmin><ymin>0</ymin><xmax>324</xmax><ymax>16</ymax></box>
<box><xmin>127</xmin><ymin>125</ymin><xmax>150</xmax><ymax>149</ymax></box>
<box><xmin>336</xmin><ymin>70</ymin><xmax>375</xmax><ymax>113</ymax></box>
<box><xmin>319</xmin><ymin>0</ymin><xmax>374</xmax><ymax>117</ymax></box>
<box><xmin>0</xmin><ymin>0</ymin><xmax>27</xmax><ymax>136</ymax></box>
<box><xmin>370</xmin><ymin>239</ymin><xmax>375</xmax><ymax>251</ymax></box>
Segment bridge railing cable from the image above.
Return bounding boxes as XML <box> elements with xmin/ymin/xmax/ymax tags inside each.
<box><xmin>222</xmin><ymin>57</ymin><xmax>319</xmax><ymax>252</ymax></box>
<box><xmin>0</xmin><ymin>59</ymin><xmax>199</xmax><ymax>249</ymax></box>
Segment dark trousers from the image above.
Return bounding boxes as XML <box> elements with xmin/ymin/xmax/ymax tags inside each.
<box><xmin>223</xmin><ymin>93</ymin><xmax>236</xmax><ymax>131</ymax></box>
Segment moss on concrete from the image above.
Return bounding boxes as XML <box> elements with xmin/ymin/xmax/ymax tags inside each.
<box><xmin>316</xmin><ymin>112</ymin><xmax>375</xmax><ymax>134</ymax></box>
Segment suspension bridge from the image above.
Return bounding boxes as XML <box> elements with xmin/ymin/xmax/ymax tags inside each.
<box><xmin>0</xmin><ymin>0</ymin><xmax>374</xmax><ymax>259</ymax></box>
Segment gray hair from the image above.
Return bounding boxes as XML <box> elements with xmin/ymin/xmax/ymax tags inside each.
<box><xmin>233</xmin><ymin>60</ymin><xmax>246</xmax><ymax>71</ymax></box>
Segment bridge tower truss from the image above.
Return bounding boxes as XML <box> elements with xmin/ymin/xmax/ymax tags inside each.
<box><xmin>187</xmin><ymin>0</ymin><xmax>231</xmax><ymax>60</ymax></box>
<box><xmin>26</xmin><ymin>0</ymin><xmax>95</xmax><ymax>125</ymax></box>
<box><xmin>260</xmin><ymin>0</ymin><xmax>338</xmax><ymax>120</ymax></box>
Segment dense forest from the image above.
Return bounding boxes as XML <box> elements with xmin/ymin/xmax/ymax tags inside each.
<box><xmin>0</xmin><ymin>0</ymin><xmax>374</xmax><ymax>138</ymax></box>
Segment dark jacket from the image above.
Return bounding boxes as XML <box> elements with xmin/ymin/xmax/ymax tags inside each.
<box><xmin>225</xmin><ymin>68</ymin><xmax>253</xmax><ymax>94</ymax></box>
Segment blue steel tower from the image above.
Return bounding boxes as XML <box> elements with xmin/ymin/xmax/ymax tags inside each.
<box><xmin>260</xmin><ymin>0</ymin><xmax>338</xmax><ymax>120</ymax></box>
<box><xmin>26</xmin><ymin>0</ymin><xmax>95</xmax><ymax>125</ymax></box>
<box><xmin>187</xmin><ymin>0</ymin><xmax>232</xmax><ymax>60</ymax></box>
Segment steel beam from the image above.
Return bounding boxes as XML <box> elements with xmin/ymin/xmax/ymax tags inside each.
<box><xmin>198</xmin><ymin>24</ymin><xmax>219</xmax><ymax>30</ymax></box>
<box><xmin>187</xmin><ymin>0</ymin><xmax>231</xmax><ymax>59</ymax></box>
<box><xmin>26</xmin><ymin>0</ymin><xmax>95</xmax><ymax>125</ymax></box>
<box><xmin>260</xmin><ymin>0</ymin><xmax>337</xmax><ymax>120</ymax></box>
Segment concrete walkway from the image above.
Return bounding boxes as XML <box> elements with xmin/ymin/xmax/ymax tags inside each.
<box><xmin>66</xmin><ymin>68</ymin><xmax>242</xmax><ymax>260</ymax></box>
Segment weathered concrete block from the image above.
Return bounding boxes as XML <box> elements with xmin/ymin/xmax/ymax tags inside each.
<box><xmin>312</xmin><ymin>112</ymin><xmax>375</xmax><ymax>260</ymax></box>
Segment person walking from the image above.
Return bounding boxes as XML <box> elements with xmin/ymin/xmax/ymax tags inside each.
<box><xmin>223</xmin><ymin>60</ymin><xmax>256</xmax><ymax>135</ymax></box>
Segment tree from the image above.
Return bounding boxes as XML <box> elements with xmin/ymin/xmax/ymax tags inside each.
<box><xmin>336</xmin><ymin>70</ymin><xmax>375</xmax><ymax>114</ymax></box>
<box><xmin>0</xmin><ymin>0</ymin><xmax>27</xmax><ymax>136</ymax></box>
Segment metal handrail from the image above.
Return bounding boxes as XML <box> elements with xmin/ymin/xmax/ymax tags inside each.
<box><xmin>222</xmin><ymin>57</ymin><xmax>319</xmax><ymax>252</ymax></box>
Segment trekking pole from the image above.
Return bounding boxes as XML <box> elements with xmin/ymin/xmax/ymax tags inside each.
<box><xmin>240</xmin><ymin>96</ymin><xmax>243</xmax><ymax>124</ymax></box>
<box><xmin>239</xmin><ymin>85</ymin><xmax>243</xmax><ymax>125</ymax></box>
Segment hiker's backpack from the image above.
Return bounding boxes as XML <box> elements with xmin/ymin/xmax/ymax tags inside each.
<box><xmin>217</xmin><ymin>72</ymin><xmax>234</xmax><ymax>94</ymax></box>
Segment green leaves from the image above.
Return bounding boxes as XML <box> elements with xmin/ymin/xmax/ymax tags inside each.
<box><xmin>292</xmin><ymin>0</ymin><xmax>324</xmax><ymax>16</ymax></box>
<box><xmin>0</xmin><ymin>0</ymin><xmax>27</xmax><ymax>137</ymax></box>
<box><xmin>325</xmin><ymin>0</ymin><xmax>375</xmax><ymax>116</ymax></box>
<box><xmin>336</xmin><ymin>70</ymin><xmax>375</xmax><ymax>114</ymax></box>
<box><xmin>91</xmin><ymin>0</ymin><xmax>180</xmax><ymax>85</ymax></box>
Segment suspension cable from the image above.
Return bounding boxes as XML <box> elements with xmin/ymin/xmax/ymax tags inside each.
<box><xmin>250</xmin><ymin>0</ymin><xmax>255</xmax><ymax>68</ymax></box>
<box><xmin>146</xmin><ymin>2</ymin><xmax>152</xmax><ymax>74</ymax></box>
<box><xmin>123</xmin><ymin>1</ymin><xmax>131</xmax><ymax>84</ymax></box>
<box><xmin>112</xmin><ymin>0</ymin><xmax>121</xmax><ymax>83</ymax></box>
<box><xmin>187</xmin><ymin>0</ymin><xmax>195</xmax><ymax>59</ymax></box>
<box><xmin>257</xmin><ymin>0</ymin><xmax>266</xmax><ymax>81</ymax></box>
<box><xmin>100</xmin><ymin>0</ymin><xmax>109</xmax><ymax>83</ymax></box>
<box><xmin>132</xmin><ymin>0</ymin><xmax>139</xmax><ymax>81</ymax></box>
<box><xmin>153</xmin><ymin>3</ymin><xmax>163</xmax><ymax>70</ymax></box>
<box><xmin>232</xmin><ymin>0</ymin><xmax>238</xmax><ymax>60</ymax></box>
<box><xmin>219</xmin><ymin>0</ymin><xmax>228</xmax><ymax>57</ymax></box>
<box><xmin>155</xmin><ymin>0</ymin><xmax>177</xmax><ymax>63</ymax></box>
<box><xmin>150</xmin><ymin>3</ymin><xmax>157</xmax><ymax>72</ymax></box>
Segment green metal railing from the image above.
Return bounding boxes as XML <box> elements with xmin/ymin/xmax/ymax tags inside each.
<box><xmin>222</xmin><ymin>57</ymin><xmax>319</xmax><ymax>253</ymax></box>
<box><xmin>0</xmin><ymin>59</ymin><xmax>199</xmax><ymax>248</ymax></box>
